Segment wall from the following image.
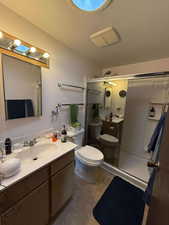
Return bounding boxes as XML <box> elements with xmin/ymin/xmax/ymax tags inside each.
<box><xmin>0</xmin><ymin>3</ymin><xmax>100</xmax><ymax>139</ymax></box>
<box><xmin>102</xmin><ymin>58</ymin><xmax>169</xmax><ymax>76</ymax></box>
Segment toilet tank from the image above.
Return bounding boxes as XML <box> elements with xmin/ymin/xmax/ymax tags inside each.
<box><xmin>89</xmin><ymin>122</ymin><xmax>102</xmax><ymax>139</ymax></box>
<box><xmin>67</xmin><ymin>128</ymin><xmax>85</xmax><ymax>148</ymax></box>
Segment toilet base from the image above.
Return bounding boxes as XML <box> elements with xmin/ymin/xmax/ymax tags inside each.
<box><xmin>75</xmin><ymin>158</ymin><xmax>101</xmax><ymax>184</ymax></box>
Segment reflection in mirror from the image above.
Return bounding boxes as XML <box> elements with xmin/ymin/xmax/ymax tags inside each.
<box><xmin>86</xmin><ymin>76</ymin><xmax>169</xmax><ymax>183</ymax></box>
<box><xmin>86</xmin><ymin>79</ymin><xmax>128</xmax><ymax>167</ymax></box>
<box><xmin>2</xmin><ymin>54</ymin><xmax>42</xmax><ymax>120</ymax></box>
<box><xmin>119</xmin><ymin>78</ymin><xmax>169</xmax><ymax>182</ymax></box>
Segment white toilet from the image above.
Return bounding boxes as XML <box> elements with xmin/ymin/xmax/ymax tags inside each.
<box><xmin>67</xmin><ymin>128</ymin><xmax>104</xmax><ymax>183</ymax></box>
<box><xmin>98</xmin><ymin>134</ymin><xmax>119</xmax><ymax>163</ymax></box>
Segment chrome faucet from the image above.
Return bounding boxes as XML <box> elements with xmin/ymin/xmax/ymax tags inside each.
<box><xmin>23</xmin><ymin>138</ymin><xmax>37</xmax><ymax>147</ymax></box>
<box><xmin>29</xmin><ymin>138</ymin><xmax>37</xmax><ymax>147</ymax></box>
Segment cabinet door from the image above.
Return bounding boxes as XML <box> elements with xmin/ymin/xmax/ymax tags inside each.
<box><xmin>2</xmin><ymin>182</ymin><xmax>49</xmax><ymax>225</ymax></box>
<box><xmin>51</xmin><ymin>162</ymin><xmax>74</xmax><ymax>217</ymax></box>
<box><xmin>0</xmin><ymin>166</ymin><xmax>49</xmax><ymax>215</ymax></box>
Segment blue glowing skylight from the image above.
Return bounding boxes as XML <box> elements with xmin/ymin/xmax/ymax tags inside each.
<box><xmin>72</xmin><ymin>0</ymin><xmax>108</xmax><ymax>11</ymax></box>
<box><xmin>15</xmin><ymin>45</ymin><xmax>29</xmax><ymax>53</ymax></box>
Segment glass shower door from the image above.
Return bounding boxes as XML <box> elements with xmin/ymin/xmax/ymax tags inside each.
<box><xmin>86</xmin><ymin>79</ymin><xmax>128</xmax><ymax>166</ymax></box>
<box><xmin>119</xmin><ymin>78</ymin><xmax>169</xmax><ymax>182</ymax></box>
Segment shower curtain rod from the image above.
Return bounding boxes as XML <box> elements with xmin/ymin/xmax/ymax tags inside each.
<box><xmin>88</xmin><ymin>71</ymin><xmax>169</xmax><ymax>83</ymax></box>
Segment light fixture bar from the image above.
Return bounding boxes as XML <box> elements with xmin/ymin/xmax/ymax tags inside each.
<box><xmin>0</xmin><ymin>29</ymin><xmax>50</xmax><ymax>68</ymax></box>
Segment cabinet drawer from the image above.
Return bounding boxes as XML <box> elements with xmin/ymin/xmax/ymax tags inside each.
<box><xmin>0</xmin><ymin>165</ymin><xmax>49</xmax><ymax>214</ymax></box>
<box><xmin>51</xmin><ymin>151</ymin><xmax>74</xmax><ymax>176</ymax></box>
<box><xmin>1</xmin><ymin>181</ymin><xmax>49</xmax><ymax>225</ymax></box>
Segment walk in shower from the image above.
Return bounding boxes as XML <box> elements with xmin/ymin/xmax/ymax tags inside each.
<box><xmin>85</xmin><ymin>73</ymin><xmax>169</xmax><ymax>183</ymax></box>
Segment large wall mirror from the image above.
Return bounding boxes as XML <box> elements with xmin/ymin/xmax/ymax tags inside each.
<box><xmin>2</xmin><ymin>54</ymin><xmax>42</xmax><ymax>120</ymax></box>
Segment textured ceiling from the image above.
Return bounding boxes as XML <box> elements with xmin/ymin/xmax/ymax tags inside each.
<box><xmin>0</xmin><ymin>0</ymin><xmax>169</xmax><ymax>68</ymax></box>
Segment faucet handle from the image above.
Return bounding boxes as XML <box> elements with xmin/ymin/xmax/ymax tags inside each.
<box><xmin>29</xmin><ymin>138</ymin><xmax>38</xmax><ymax>147</ymax></box>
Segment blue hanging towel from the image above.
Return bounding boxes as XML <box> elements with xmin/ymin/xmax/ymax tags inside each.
<box><xmin>144</xmin><ymin>113</ymin><xmax>166</xmax><ymax>205</ymax></box>
<box><xmin>147</xmin><ymin>113</ymin><xmax>166</xmax><ymax>153</ymax></box>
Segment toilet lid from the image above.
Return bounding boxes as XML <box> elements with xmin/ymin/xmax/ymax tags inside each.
<box><xmin>76</xmin><ymin>145</ymin><xmax>104</xmax><ymax>164</ymax></box>
<box><xmin>100</xmin><ymin>134</ymin><xmax>119</xmax><ymax>143</ymax></box>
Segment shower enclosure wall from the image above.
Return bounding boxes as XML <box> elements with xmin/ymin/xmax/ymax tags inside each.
<box><xmin>85</xmin><ymin>74</ymin><xmax>169</xmax><ymax>183</ymax></box>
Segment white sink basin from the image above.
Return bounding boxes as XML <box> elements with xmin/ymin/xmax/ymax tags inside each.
<box><xmin>33</xmin><ymin>142</ymin><xmax>58</xmax><ymax>158</ymax></box>
<box><xmin>0</xmin><ymin>140</ymin><xmax>76</xmax><ymax>188</ymax></box>
<box><xmin>13</xmin><ymin>141</ymin><xmax>58</xmax><ymax>163</ymax></box>
<box><xmin>14</xmin><ymin>147</ymin><xmax>33</xmax><ymax>163</ymax></box>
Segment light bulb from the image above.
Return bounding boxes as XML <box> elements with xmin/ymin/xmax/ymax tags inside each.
<box><xmin>43</xmin><ymin>52</ymin><xmax>49</xmax><ymax>58</ymax></box>
<box><xmin>14</xmin><ymin>39</ymin><xmax>21</xmax><ymax>47</ymax></box>
<box><xmin>30</xmin><ymin>47</ymin><xmax>36</xmax><ymax>53</ymax></box>
<box><xmin>0</xmin><ymin>31</ymin><xmax>4</xmax><ymax>39</ymax></box>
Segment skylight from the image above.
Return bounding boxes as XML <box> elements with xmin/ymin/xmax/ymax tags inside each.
<box><xmin>72</xmin><ymin>0</ymin><xmax>111</xmax><ymax>12</ymax></box>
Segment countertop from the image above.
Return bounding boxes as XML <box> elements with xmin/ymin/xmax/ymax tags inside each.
<box><xmin>0</xmin><ymin>141</ymin><xmax>77</xmax><ymax>191</ymax></box>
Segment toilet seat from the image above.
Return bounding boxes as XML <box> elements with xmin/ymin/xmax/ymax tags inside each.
<box><xmin>75</xmin><ymin>145</ymin><xmax>104</xmax><ymax>166</ymax></box>
<box><xmin>99</xmin><ymin>134</ymin><xmax>119</xmax><ymax>143</ymax></box>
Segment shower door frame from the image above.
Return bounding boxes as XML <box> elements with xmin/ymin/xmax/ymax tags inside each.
<box><xmin>85</xmin><ymin>71</ymin><xmax>169</xmax><ymax>188</ymax></box>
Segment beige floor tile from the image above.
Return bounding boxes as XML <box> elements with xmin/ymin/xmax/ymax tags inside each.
<box><xmin>52</xmin><ymin>169</ymin><xmax>113</xmax><ymax>225</ymax></box>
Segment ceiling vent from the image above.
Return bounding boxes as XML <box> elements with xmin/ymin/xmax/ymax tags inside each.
<box><xmin>90</xmin><ymin>27</ymin><xmax>120</xmax><ymax>47</ymax></box>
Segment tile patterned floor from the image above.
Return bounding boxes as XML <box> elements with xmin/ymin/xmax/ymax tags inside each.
<box><xmin>52</xmin><ymin>169</ymin><xmax>113</xmax><ymax>225</ymax></box>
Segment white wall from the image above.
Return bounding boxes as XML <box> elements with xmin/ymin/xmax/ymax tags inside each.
<box><xmin>0</xmin><ymin>3</ymin><xmax>100</xmax><ymax>139</ymax></box>
<box><xmin>103</xmin><ymin>58</ymin><xmax>169</xmax><ymax>76</ymax></box>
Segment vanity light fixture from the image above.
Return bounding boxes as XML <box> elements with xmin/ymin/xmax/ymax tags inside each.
<box><xmin>30</xmin><ymin>47</ymin><xmax>36</xmax><ymax>53</ymax></box>
<box><xmin>9</xmin><ymin>39</ymin><xmax>22</xmax><ymax>50</ymax></box>
<box><xmin>0</xmin><ymin>29</ymin><xmax>50</xmax><ymax>68</ymax></box>
<box><xmin>13</xmin><ymin>39</ymin><xmax>21</xmax><ymax>47</ymax></box>
<box><xmin>43</xmin><ymin>52</ymin><xmax>50</xmax><ymax>59</ymax></box>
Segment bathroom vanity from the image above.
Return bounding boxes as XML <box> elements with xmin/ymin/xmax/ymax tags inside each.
<box><xmin>0</xmin><ymin>141</ymin><xmax>76</xmax><ymax>225</ymax></box>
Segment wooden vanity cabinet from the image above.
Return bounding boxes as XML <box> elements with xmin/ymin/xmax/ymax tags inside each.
<box><xmin>0</xmin><ymin>150</ymin><xmax>75</xmax><ymax>225</ymax></box>
<box><xmin>50</xmin><ymin>151</ymin><xmax>74</xmax><ymax>176</ymax></box>
<box><xmin>1</xmin><ymin>181</ymin><xmax>49</xmax><ymax>225</ymax></box>
<box><xmin>0</xmin><ymin>166</ymin><xmax>49</xmax><ymax>215</ymax></box>
<box><xmin>51</xmin><ymin>162</ymin><xmax>74</xmax><ymax>217</ymax></box>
